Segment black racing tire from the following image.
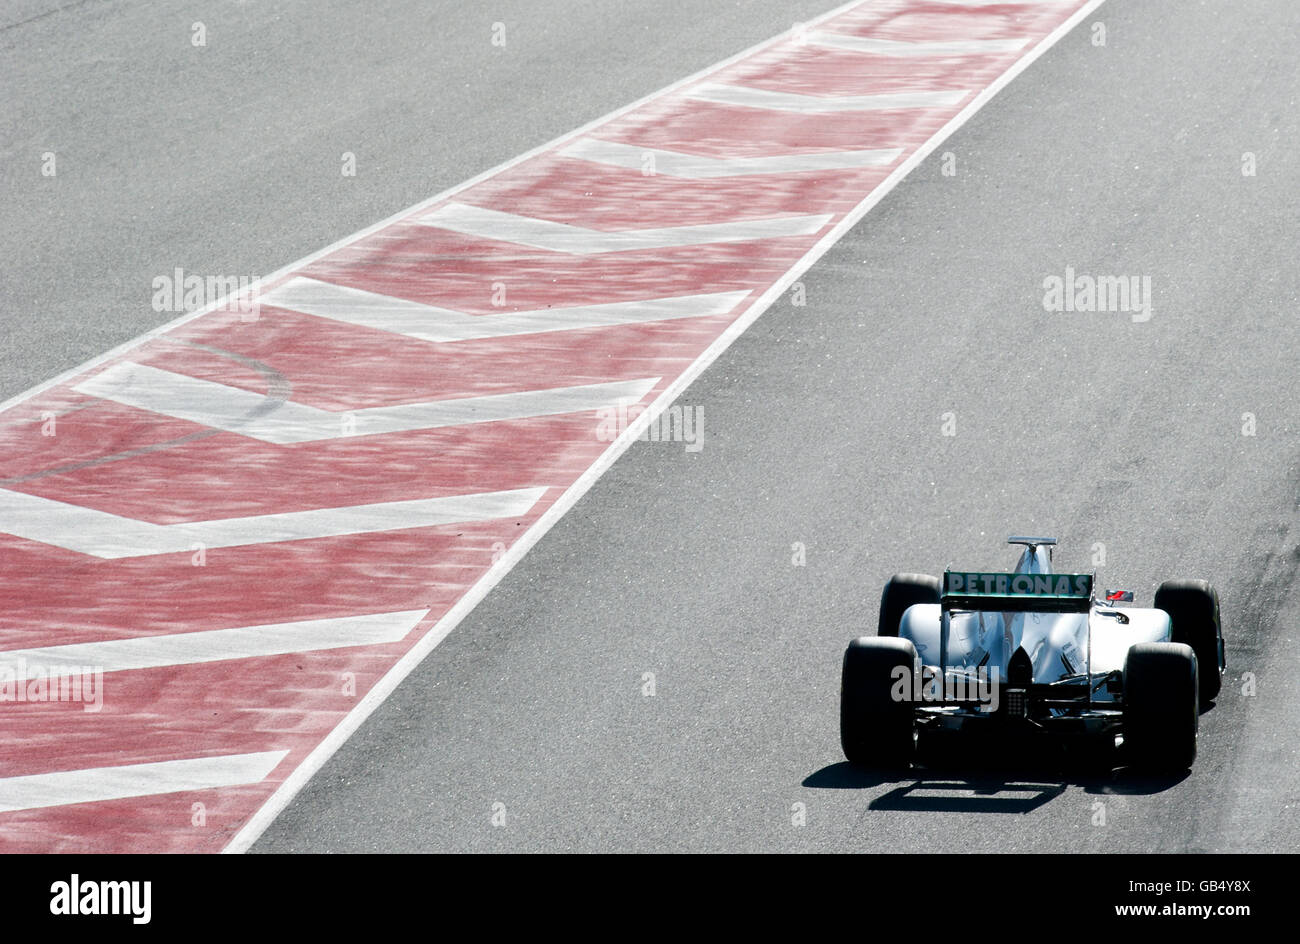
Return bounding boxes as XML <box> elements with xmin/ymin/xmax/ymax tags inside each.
<box><xmin>1123</xmin><ymin>642</ymin><xmax>1198</xmax><ymax>772</ymax></box>
<box><xmin>1155</xmin><ymin>579</ymin><xmax>1224</xmax><ymax>702</ymax></box>
<box><xmin>877</xmin><ymin>573</ymin><xmax>941</xmax><ymax>638</ymax></box>
<box><xmin>840</xmin><ymin>636</ymin><xmax>917</xmax><ymax>769</ymax></box>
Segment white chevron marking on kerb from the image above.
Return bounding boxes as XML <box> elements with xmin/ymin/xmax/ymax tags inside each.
<box><xmin>807</xmin><ymin>32</ymin><xmax>1028</xmax><ymax>57</ymax></box>
<box><xmin>0</xmin><ymin>610</ymin><xmax>428</xmax><ymax>679</ymax></box>
<box><xmin>261</xmin><ymin>276</ymin><xmax>748</xmax><ymax>343</ymax></box>
<box><xmin>686</xmin><ymin>83</ymin><xmax>970</xmax><ymax>113</ymax></box>
<box><xmin>76</xmin><ymin>362</ymin><xmax>658</xmax><ymax>444</ymax></box>
<box><xmin>416</xmin><ymin>202</ymin><xmax>831</xmax><ymax>253</ymax></box>
<box><xmin>560</xmin><ymin>138</ymin><xmax>902</xmax><ymax>177</ymax></box>
<box><xmin>0</xmin><ymin>751</ymin><xmax>290</xmax><ymax>813</ymax></box>
<box><xmin>0</xmin><ymin>486</ymin><xmax>547</xmax><ymax>559</ymax></box>
<box><xmin>918</xmin><ymin>0</ymin><xmax>1067</xmax><ymax>6</ymax></box>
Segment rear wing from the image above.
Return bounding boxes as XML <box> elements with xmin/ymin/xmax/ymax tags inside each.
<box><xmin>941</xmin><ymin>571</ymin><xmax>1094</xmax><ymax>613</ymax></box>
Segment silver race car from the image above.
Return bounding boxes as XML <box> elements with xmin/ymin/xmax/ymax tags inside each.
<box><xmin>840</xmin><ymin>537</ymin><xmax>1225</xmax><ymax>772</ymax></box>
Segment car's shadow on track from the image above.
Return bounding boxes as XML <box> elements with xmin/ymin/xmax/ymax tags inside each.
<box><xmin>804</xmin><ymin>747</ymin><xmax>1190</xmax><ymax>813</ymax></box>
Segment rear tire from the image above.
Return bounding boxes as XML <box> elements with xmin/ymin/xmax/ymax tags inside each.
<box><xmin>1123</xmin><ymin>642</ymin><xmax>1198</xmax><ymax>771</ymax></box>
<box><xmin>878</xmin><ymin>574</ymin><xmax>941</xmax><ymax>637</ymax></box>
<box><xmin>1155</xmin><ymin>579</ymin><xmax>1224</xmax><ymax>702</ymax></box>
<box><xmin>840</xmin><ymin>637</ymin><xmax>917</xmax><ymax>769</ymax></box>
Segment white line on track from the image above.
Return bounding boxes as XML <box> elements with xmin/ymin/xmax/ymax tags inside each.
<box><xmin>560</xmin><ymin>138</ymin><xmax>902</xmax><ymax>176</ymax></box>
<box><xmin>0</xmin><ymin>751</ymin><xmax>290</xmax><ymax>813</ymax></box>
<box><xmin>262</xmin><ymin>276</ymin><xmax>749</xmax><ymax>342</ymax></box>
<box><xmin>0</xmin><ymin>610</ymin><xmax>428</xmax><ymax>679</ymax></box>
<box><xmin>77</xmin><ymin>362</ymin><xmax>658</xmax><ymax>445</ymax></box>
<box><xmin>0</xmin><ymin>486</ymin><xmax>548</xmax><ymax>559</ymax></box>
<box><xmin>416</xmin><ymin>203</ymin><xmax>832</xmax><ymax>253</ymax></box>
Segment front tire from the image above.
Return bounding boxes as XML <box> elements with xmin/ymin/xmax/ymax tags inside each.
<box><xmin>878</xmin><ymin>573</ymin><xmax>940</xmax><ymax>637</ymax></box>
<box><xmin>1155</xmin><ymin>579</ymin><xmax>1224</xmax><ymax>702</ymax></box>
<box><xmin>1123</xmin><ymin>642</ymin><xmax>1198</xmax><ymax>772</ymax></box>
<box><xmin>840</xmin><ymin>636</ymin><xmax>917</xmax><ymax>768</ymax></box>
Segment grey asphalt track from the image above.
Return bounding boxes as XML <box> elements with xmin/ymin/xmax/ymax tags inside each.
<box><xmin>5</xmin><ymin>0</ymin><xmax>1298</xmax><ymax>853</ymax></box>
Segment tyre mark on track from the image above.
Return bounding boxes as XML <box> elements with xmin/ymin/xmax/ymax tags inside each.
<box><xmin>0</xmin><ymin>339</ymin><xmax>290</xmax><ymax>485</ymax></box>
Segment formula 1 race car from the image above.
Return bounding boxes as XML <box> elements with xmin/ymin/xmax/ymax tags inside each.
<box><xmin>840</xmin><ymin>537</ymin><xmax>1225</xmax><ymax>772</ymax></box>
